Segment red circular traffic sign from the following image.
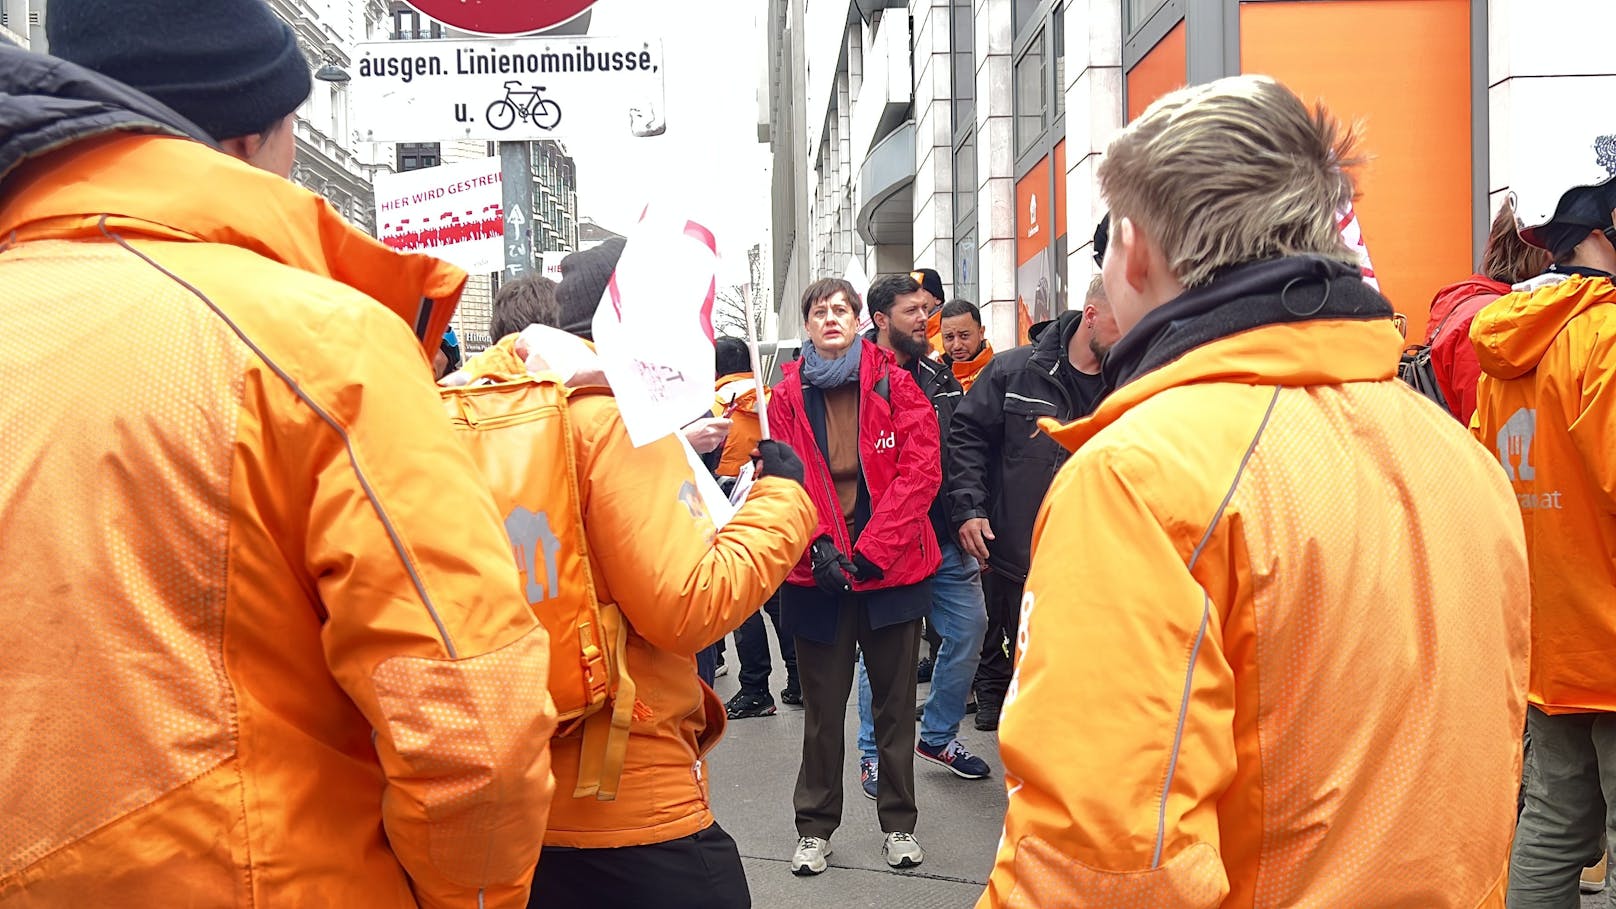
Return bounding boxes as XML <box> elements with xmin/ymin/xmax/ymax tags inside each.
<box><xmin>405</xmin><ymin>0</ymin><xmax>599</xmax><ymax>36</ymax></box>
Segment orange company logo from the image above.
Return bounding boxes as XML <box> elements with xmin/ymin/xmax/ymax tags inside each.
<box><xmin>1027</xmin><ymin>194</ymin><xmax>1040</xmax><ymax>239</ymax></box>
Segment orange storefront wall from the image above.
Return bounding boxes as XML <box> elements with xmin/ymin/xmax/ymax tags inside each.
<box><xmin>1016</xmin><ymin>156</ymin><xmax>1053</xmax><ymax>343</ymax></box>
<box><xmin>1127</xmin><ymin>20</ymin><xmax>1186</xmax><ymax>122</ymax></box>
<box><xmin>1241</xmin><ymin>0</ymin><xmax>1473</xmax><ymax>341</ymax></box>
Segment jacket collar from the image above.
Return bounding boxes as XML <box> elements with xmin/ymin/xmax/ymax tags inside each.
<box><xmin>0</xmin><ymin>46</ymin><xmax>465</xmax><ymax>350</ymax></box>
<box><xmin>1102</xmin><ymin>255</ymin><xmax>1390</xmax><ymax>390</ymax></box>
<box><xmin>0</xmin><ymin>44</ymin><xmax>214</xmax><ymax>184</ymax></box>
<box><xmin>1044</xmin><ymin>255</ymin><xmax>1403</xmax><ymax>453</ymax></box>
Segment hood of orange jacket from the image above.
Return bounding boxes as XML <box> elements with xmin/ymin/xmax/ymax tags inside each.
<box><xmin>926</xmin><ymin>308</ymin><xmax>947</xmax><ymax>358</ymax></box>
<box><xmin>715</xmin><ymin>372</ymin><xmax>764</xmax><ymax>415</ymax></box>
<box><xmin>1471</xmin><ymin>269</ymin><xmax>1616</xmax><ymax>714</ymax></box>
<box><xmin>0</xmin><ymin>48</ymin><xmax>465</xmax><ymax>354</ymax></box>
<box><xmin>1473</xmin><ymin>270</ymin><xmax>1615</xmax><ymax>380</ymax></box>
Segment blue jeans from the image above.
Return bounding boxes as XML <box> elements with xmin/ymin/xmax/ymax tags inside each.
<box><xmin>858</xmin><ymin>541</ymin><xmax>986</xmax><ymax>760</ymax></box>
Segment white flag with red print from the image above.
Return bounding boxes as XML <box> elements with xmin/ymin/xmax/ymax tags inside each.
<box><xmin>591</xmin><ymin>207</ymin><xmax>721</xmax><ymax>447</ymax></box>
<box><xmin>1337</xmin><ymin>202</ymin><xmax>1380</xmax><ymax>290</ymax></box>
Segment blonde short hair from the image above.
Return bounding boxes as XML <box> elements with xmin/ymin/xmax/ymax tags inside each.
<box><xmin>1098</xmin><ymin>75</ymin><xmax>1362</xmax><ymax>288</ymax></box>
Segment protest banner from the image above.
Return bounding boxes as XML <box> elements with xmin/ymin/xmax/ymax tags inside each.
<box><xmin>590</xmin><ymin>208</ymin><xmax>721</xmax><ymax>447</ymax></box>
<box><xmin>374</xmin><ymin>157</ymin><xmax>503</xmax><ymax>274</ymax></box>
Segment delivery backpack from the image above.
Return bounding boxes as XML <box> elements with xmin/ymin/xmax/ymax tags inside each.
<box><xmin>440</xmin><ymin>354</ymin><xmax>635</xmax><ymax>801</ymax></box>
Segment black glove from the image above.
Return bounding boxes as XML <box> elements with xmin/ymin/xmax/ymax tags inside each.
<box><xmin>850</xmin><ymin>552</ymin><xmax>885</xmax><ymax>582</ymax></box>
<box><xmin>810</xmin><ymin>536</ymin><xmax>855</xmax><ymax>595</ymax></box>
<box><xmin>755</xmin><ymin>439</ymin><xmax>806</xmax><ymax>487</ymax></box>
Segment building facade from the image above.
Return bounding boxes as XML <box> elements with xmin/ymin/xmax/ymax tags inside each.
<box><xmin>0</xmin><ymin>0</ymin><xmax>43</xmax><ymax>49</ymax></box>
<box><xmin>767</xmin><ymin>0</ymin><xmax>1615</xmax><ymax>348</ymax></box>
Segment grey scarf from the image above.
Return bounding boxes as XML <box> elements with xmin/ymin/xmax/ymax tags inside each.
<box><xmin>801</xmin><ymin>337</ymin><xmax>864</xmax><ymax>389</ymax></box>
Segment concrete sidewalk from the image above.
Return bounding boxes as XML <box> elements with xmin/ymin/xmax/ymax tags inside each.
<box><xmin>702</xmin><ymin>650</ymin><xmax>1608</xmax><ymax>909</ymax></box>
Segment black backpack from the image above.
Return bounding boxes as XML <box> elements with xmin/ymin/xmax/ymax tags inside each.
<box><xmin>1397</xmin><ymin>307</ymin><xmax>1461</xmax><ymax>411</ymax></box>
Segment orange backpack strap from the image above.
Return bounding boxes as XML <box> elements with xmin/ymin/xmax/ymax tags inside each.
<box><xmin>559</xmin><ymin>382</ymin><xmax>636</xmax><ymax>802</ymax></box>
<box><xmin>571</xmin><ymin>601</ymin><xmax>637</xmax><ymax>801</ymax></box>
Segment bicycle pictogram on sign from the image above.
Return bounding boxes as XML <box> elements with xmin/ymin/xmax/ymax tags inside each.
<box><xmin>486</xmin><ymin>81</ymin><xmax>563</xmax><ymax>132</ymax></box>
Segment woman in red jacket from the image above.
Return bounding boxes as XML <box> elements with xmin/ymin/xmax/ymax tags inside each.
<box><xmin>770</xmin><ymin>278</ymin><xmax>942</xmax><ymax>878</ymax></box>
<box><xmin>1425</xmin><ymin>201</ymin><xmax>1549</xmax><ymax>423</ymax></box>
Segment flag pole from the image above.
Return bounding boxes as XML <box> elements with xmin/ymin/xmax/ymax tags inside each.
<box><xmin>741</xmin><ymin>282</ymin><xmax>771</xmax><ymax>440</ymax></box>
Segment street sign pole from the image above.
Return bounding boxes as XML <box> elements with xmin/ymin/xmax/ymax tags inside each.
<box><xmin>500</xmin><ymin>142</ymin><xmax>534</xmax><ymax>277</ymax></box>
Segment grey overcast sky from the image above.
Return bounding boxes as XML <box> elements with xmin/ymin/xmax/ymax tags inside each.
<box><xmin>569</xmin><ymin>0</ymin><xmax>772</xmax><ymax>285</ymax></box>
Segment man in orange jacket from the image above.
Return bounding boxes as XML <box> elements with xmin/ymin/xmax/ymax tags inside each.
<box><xmin>507</xmin><ymin>251</ymin><xmax>817</xmax><ymax>909</ymax></box>
<box><xmin>939</xmin><ymin>299</ymin><xmax>994</xmax><ymax>392</ymax></box>
<box><xmin>979</xmin><ymin>75</ymin><xmax>1530</xmax><ymax>908</ymax></box>
<box><xmin>1470</xmin><ymin>142</ymin><xmax>1616</xmax><ymax>906</ymax></box>
<box><xmin>0</xmin><ymin>4</ymin><xmax>556</xmax><ymax>906</ymax></box>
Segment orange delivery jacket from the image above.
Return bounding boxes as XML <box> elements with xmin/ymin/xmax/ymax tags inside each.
<box><xmin>713</xmin><ymin>370</ymin><xmax>767</xmax><ymax>478</ymax></box>
<box><xmin>1472</xmin><ymin>270</ymin><xmax>1616</xmax><ymax>714</ymax></box>
<box><xmin>0</xmin><ymin>66</ymin><xmax>555</xmax><ymax>909</ymax></box>
<box><xmin>473</xmin><ymin>335</ymin><xmax>816</xmax><ymax>848</ymax></box>
<box><xmin>979</xmin><ymin>259</ymin><xmax>1528</xmax><ymax>908</ymax></box>
<box><xmin>950</xmin><ymin>342</ymin><xmax>994</xmax><ymax>393</ymax></box>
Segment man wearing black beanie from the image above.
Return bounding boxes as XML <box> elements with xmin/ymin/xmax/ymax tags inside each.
<box><xmin>48</xmin><ymin>0</ymin><xmax>314</xmax><ymax>175</ymax></box>
<box><xmin>0</xmin><ymin>6</ymin><xmax>558</xmax><ymax>906</ymax></box>
<box><xmin>554</xmin><ymin>237</ymin><xmax>628</xmax><ymax>339</ymax></box>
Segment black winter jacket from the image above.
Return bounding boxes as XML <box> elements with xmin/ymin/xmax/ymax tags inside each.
<box><xmin>865</xmin><ymin>331</ymin><xmax>965</xmax><ymax>545</ymax></box>
<box><xmin>946</xmin><ymin>311</ymin><xmax>1105</xmax><ymax>582</ymax></box>
<box><xmin>905</xmin><ymin>353</ymin><xmax>964</xmax><ymax>544</ymax></box>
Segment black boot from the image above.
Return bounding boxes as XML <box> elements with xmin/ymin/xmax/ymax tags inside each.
<box><xmin>974</xmin><ymin>699</ymin><xmax>1002</xmax><ymax>731</ymax></box>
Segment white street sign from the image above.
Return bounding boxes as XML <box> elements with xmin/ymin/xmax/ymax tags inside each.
<box><xmin>351</xmin><ymin>37</ymin><xmax>666</xmax><ymax>142</ymax></box>
<box><xmin>373</xmin><ymin>155</ymin><xmax>503</xmax><ymax>274</ymax></box>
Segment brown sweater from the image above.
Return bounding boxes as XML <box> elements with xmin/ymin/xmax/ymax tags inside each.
<box><xmin>823</xmin><ymin>383</ymin><xmax>859</xmax><ymax>528</ymax></box>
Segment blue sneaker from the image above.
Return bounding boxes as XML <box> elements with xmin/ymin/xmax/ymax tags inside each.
<box><xmin>860</xmin><ymin>758</ymin><xmax>878</xmax><ymax>800</ymax></box>
<box><xmin>916</xmin><ymin>739</ymin><xmax>992</xmax><ymax>780</ymax></box>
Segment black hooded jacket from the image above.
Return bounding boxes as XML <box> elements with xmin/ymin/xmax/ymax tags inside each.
<box><xmin>946</xmin><ymin>310</ymin><xmax>1105</xmax><ymax>582</ymax></box>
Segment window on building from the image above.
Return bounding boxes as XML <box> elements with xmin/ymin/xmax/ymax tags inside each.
<box><xmin>1052</xmin><ymin>2</ymin><xmax>1065</xmax><ymax>122</ymax></box>
<box><xmin>954</xmin><ymin>131</ymin><xmax>976</xmax><ymax>224</ymax></box>
<box><xmin>391</xmin><ymin>6</ymin><xmax>418</xmax><ymax>38</ymax></box>
<box><xmin>396</xmin><ymin>142</ymin><xmax>441</xmax><ymax>172</ymax></box>
<box><xmin>1126</xmin><ymin>0</ymin><xmax>1170</xmax><ymax>35</ymax></box>
<box><xmin>956</xmin><ymin>226</ymin><xmax>978</xmax><ymax>305</ymax></box>
<box><xmin>1014</xmin><ymin>30</ymin><xmax>1047</xmax><ymax>154</ymax></box>
<box><xmin>951</xmin><ymin>0</ymin><xmax>974</xmax><ymax>133</ymax></box>
<box><xmin>1014</xmin><ymin>0</ymin><xmax>1041</xmax><ymax>34</ymax></box>
<box><xmin>329</xmin><ymin>86</ymin><xmax>343</xmax><ymax>141</ymax></box>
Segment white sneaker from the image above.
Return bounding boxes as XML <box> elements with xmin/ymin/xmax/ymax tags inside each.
<box><xmin>791</xmin><ymin>836</ymin><xmax>831</xmax><ymax>876</ymax></box>
<box><xmin>883</xmin><ymin>831</ymin><xmax>924</xmax><ymax>869</ymax></box>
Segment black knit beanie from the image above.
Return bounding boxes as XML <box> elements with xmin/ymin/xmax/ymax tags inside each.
<box><xmin>555</xmin><ymin>238</ymin><xmax>627</xmax><ymax>341</ymax></box>
<box><xmin>47</xmin><ymin>0</ymin><xmax>313</xmax><ymax>142</ymax></box>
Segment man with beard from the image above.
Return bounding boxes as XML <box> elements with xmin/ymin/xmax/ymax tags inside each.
<box><xmin>949</xmin><ymin>276</ymin><xmax>1120</xmax><ymax>730</ymax></box>
<box><xmin>852</xmin><ymin>273</ymin><xmax>993</xmax><ymax>796</ymax></box>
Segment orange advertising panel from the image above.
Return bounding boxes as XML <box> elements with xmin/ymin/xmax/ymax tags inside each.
<box><xmin>1054</xmin><ymin>140</ymin><xmax>1067</xmax><ymax>241</ymax></box>
<box><xmin>1017</xmin><ymin>156</ymin><xmax>1053</xmax><ymax>342</ymax></box>
<box><xmin>1126</xmin><ymin>20</ymin><xmax>1185</xmax><ymax>122</ymax></box>
<box><xmin>1241</xmin><ymin>0</ymin><xmax>1472</xmax><ymax>341</ymax></box>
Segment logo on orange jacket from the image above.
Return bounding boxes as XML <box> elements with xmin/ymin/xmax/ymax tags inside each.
<box><xmin>1496</xmin><ymin>407</ymin><xmax>1564</xmax><ymax>510</ymax></box>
